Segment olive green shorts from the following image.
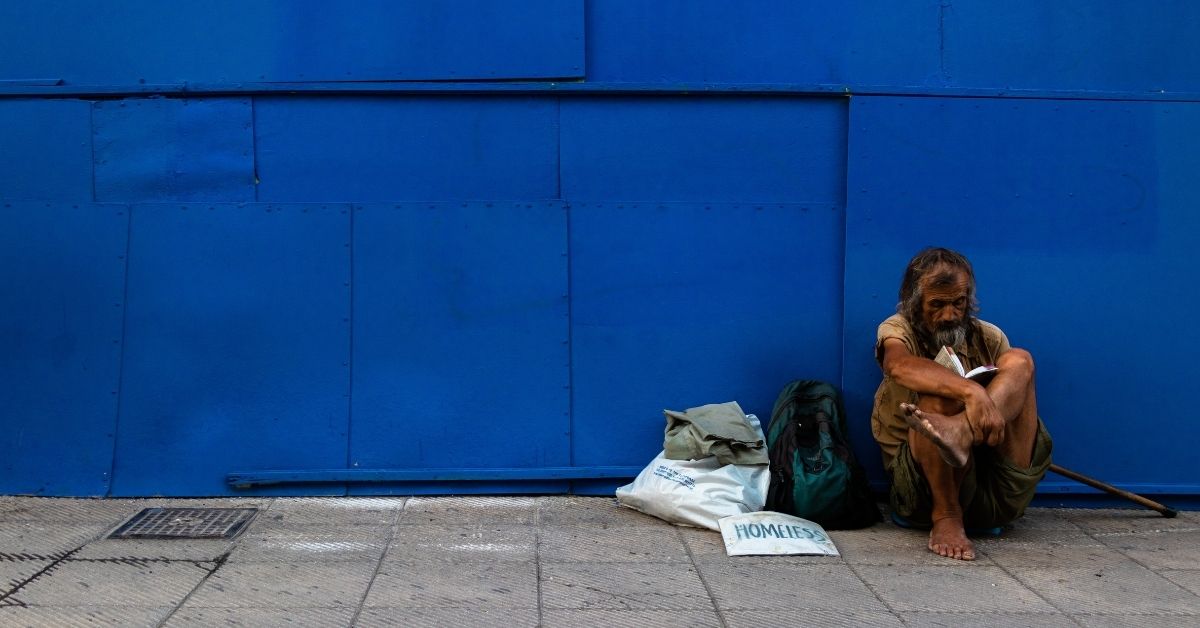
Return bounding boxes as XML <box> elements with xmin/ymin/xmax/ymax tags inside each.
<box><xmin>889</xmin><ymin>417</ymin><xmax>1053</xmax><ymax>528</ymax></box>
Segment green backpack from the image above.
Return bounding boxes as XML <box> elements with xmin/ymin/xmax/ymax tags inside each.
<box><xmin>765</xmin><ymin>380</ymin><xmax>880</xmax><ymax>529</ymax></box>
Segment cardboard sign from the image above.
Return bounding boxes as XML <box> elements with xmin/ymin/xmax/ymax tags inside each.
<box><xmin>718</xmin><ymin>511</ymin><xmax>839</xmax><ymax>556</ymax></box>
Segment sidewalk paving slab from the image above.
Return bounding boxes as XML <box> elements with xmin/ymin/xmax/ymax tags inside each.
<box><xmin>356</xmin><ymin>607</ymin><xmax>539</xmax><ymax>628</ymax></box>
<box><xmin>0</xmin><ymin>605</ymin><xmax>173</xmax><ymax>627</ymax></box>
<box><xmin>228</xmin><ymin>526</ymin><xmax>391</xmax><ymax>563</ymax></box>
<box><xmin>10</xmin><ymin>560</ymin><xmax>209</xmax><ymax>607</ymax></box>
<box><xmin>854</xmin><ymin>564</ymin><xmax>1057</xmax><ymax>614</ymax></box>
<box><xmin>1009</xmin><ymin>564</ymin><xmax>1200</xmax><ymax>615</ymax></box>
<box><xmin>898</xmin><ymin>612</ymin><xmax>1077</xmax><ymax>628</ymax></box>
<box><xmin>183</xmin><ymin>560</ymin><xmax>377</xmax><ymax>608</ymax></box>
<box><xmin>702</xmin><ymin>563</ymin><xmax>886</xmax><ymax>611</ymax></box>
<box><xmin>543</xmin><ymin>608</ymin><xmax>722</xmax><ymax>627</ymax></box>
<box><xmin>539</xmin><ymin>525</ymin><xmax>692</xmax><ymax>563</ymax></box>
<box><xmin>164</xmin><ymin>606</ymin><xmax>356</xmax><ymax>627</ymax></box>
<box><xmin>725</xmin><ymin>609</ymin><xmax>904</xmax><ymax>627</ymax></box>
<box><xmin>384</xmin><ymin>523</ymin><xmax>536</xmax><ymax>563</ymax></box>
<box><xmin>541</xmin><ymin>562</ymin><xmax>712</xmax><ymax>610</ymax></box>
<box><xmin>364</xmin><ymin>561</ymin><xmax>538</xmax><ymax>609</ymax></box>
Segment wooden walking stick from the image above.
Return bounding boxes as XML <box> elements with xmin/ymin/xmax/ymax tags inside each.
<box><xmin>1049</xmin><ymin>463</ymin><xmax>1178</xmax><ymax>518</ymax></box>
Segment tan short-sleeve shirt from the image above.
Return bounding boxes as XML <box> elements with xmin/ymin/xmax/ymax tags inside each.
<box><xmin>871</xmin><ymin>314</ymin><xmax>1011</xmax><ymax>470</ymax></box>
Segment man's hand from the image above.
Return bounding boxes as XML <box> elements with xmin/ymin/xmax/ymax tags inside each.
<box><xmin>963</xmin><ymin>385</ymin><xmax>1005</xmax><ymax>446</ymax></box>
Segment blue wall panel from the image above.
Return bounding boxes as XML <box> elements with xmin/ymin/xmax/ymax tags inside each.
<box><xmin>585</xmin><ymin>1</ymin><xmax>940</xmax><ymax>87</ymax></box>
<box><xmin>111</xmin><ymin>204</ymin><xmax>351</xmax><ymax>496</ymax></box>
<box><xmin>0</xmin><ymin>100</ymin><xmax>93</xmax><ymax>201</ymax></box>
<box><xmin>844</xmin><ymin>96</ymin><xmax>1200</xmax><ymax>491</ymax></box>
<box><xmin>847</xmin><ymin>98</ymin><xmax>1158</xmax><ymax>253</ymax></box>
<box><xmin>946</xmin><ymin>2</ymin><xmax>1200</xmax><ymax>93</ymax></box>
<box><xmin>255</xmin><ymin>97</ymin><xmax>558</xmax><ymax>202</ymax></box>
<box><xmin>561</xmin><ymin>97</ymin><xmax>846</xmax><ymax>203</ymax></box>
<box><xmin>586</xmin><ymin>1</ymin><xmax>1200</xmax><ymax>95</ymax></box>
<box><xmin>348</xmin><ymin>202</ymin><xmax>569</xmax><ymax>495</ymax></box>
<box><xmin>93</xmin><ymin>98</ymin><xmax>255</xmax><ymax>202</ymax></box>
<box><xmin>570</xmin><ymin>203</ymin><xmax>844</xmax><ymax>469</ymax></box>
<box><xmin>0</xmin><ymin>203</ymin><xmax>126</xmax><ymax>495</ymax></box>
<box><xmin>0</xmin><ymin>1</ymin><xmax>583</xmax><ymax>86</ymax></box>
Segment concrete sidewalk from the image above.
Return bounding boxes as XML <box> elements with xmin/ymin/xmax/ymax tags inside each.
<box><xmin>0</xmin><ymin>496</ymin><xmax>1197</xmax><ymax>627</ymax></box>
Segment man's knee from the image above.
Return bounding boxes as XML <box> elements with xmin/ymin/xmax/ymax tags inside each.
<box><xmin>998</xmin><ymin>347</ymin><xmax>1034</xmax><ymax>375</ymax></box>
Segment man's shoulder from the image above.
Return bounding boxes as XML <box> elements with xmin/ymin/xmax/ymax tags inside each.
<box><xmin>974</xmin><ymin>318</ymin><xmax>1012</xmax><ymax>354</ymax></box>
<box><xmin>877</xmin><ymin>313</ymin><xmax>914</xmax><ymax>338</ymax></box>
<box><xmin>975</xmin><ymin>318</ymin><xmax>1006</xmax><ymax>341</ymax></box>
<box><xmin>875</xmin><ymin>314</ymin><xmax>918</xmax><ymax>361</ymax></box>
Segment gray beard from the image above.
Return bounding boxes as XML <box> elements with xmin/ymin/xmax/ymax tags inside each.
<box><xmin>933</xmin><ymin>324</ymin><xmax>967</xmax><ymax>349</ymax></box>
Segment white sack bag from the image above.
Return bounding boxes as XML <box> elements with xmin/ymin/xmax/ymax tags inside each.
<box><xmin>615</xmin><ymin>415</ymin><xmax>769</xmax><ymax>531</ymax></box>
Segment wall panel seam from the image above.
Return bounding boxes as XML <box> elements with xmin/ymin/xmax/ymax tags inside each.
<box><xmin>106</xmin><ymin>204</ymin><xmax>133</xmax><ymax>497</ymax></box>
<box><xmin>344</xmin><ymin>204</ymin><xmax>356</xmax><ymax>476</ymax></box>
<box><xmin>6</xmin><ymin>86</ymin><xmax>1200</xmax><ymax>103</ymax></box>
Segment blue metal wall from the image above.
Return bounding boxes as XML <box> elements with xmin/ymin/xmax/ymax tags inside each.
<box><xmin>1</xmin><ymin>1</ymin><xmax>1197</xmax><ymax>497</ymax></box>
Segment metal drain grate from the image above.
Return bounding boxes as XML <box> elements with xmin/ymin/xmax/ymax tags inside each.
<box><xmin>109</xmin><ymin>508</ymin><xmax>258</xmax><ymax>540</ymax></box>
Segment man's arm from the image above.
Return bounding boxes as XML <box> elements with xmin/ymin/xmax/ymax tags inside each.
<box><xmin>880</xmin><ymin>337</ymin><xmax>1006</xmax><ymax>445</ymax></box>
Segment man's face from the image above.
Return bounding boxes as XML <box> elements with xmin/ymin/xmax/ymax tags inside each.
<box><xmin>919</xmin><ymin>267</ymin><xmax>971</xmax><ymax>347</ymax></box>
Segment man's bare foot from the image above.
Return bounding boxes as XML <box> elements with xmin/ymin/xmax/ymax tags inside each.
<box><xmin>900</xmin><ymin>403</ymin><xmax>971</xmax><ymax>468</ymax></box>
<box><xmin>929</xmin><ymin>516</ymin><xmax>976</xmax><ymax>561</ymax></box>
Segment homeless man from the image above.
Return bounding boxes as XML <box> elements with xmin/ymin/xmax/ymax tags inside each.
<box><xmin>871</xmin><ymin>247</ymin><xmax>1052</xmax><ymax>561</ymax></box>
